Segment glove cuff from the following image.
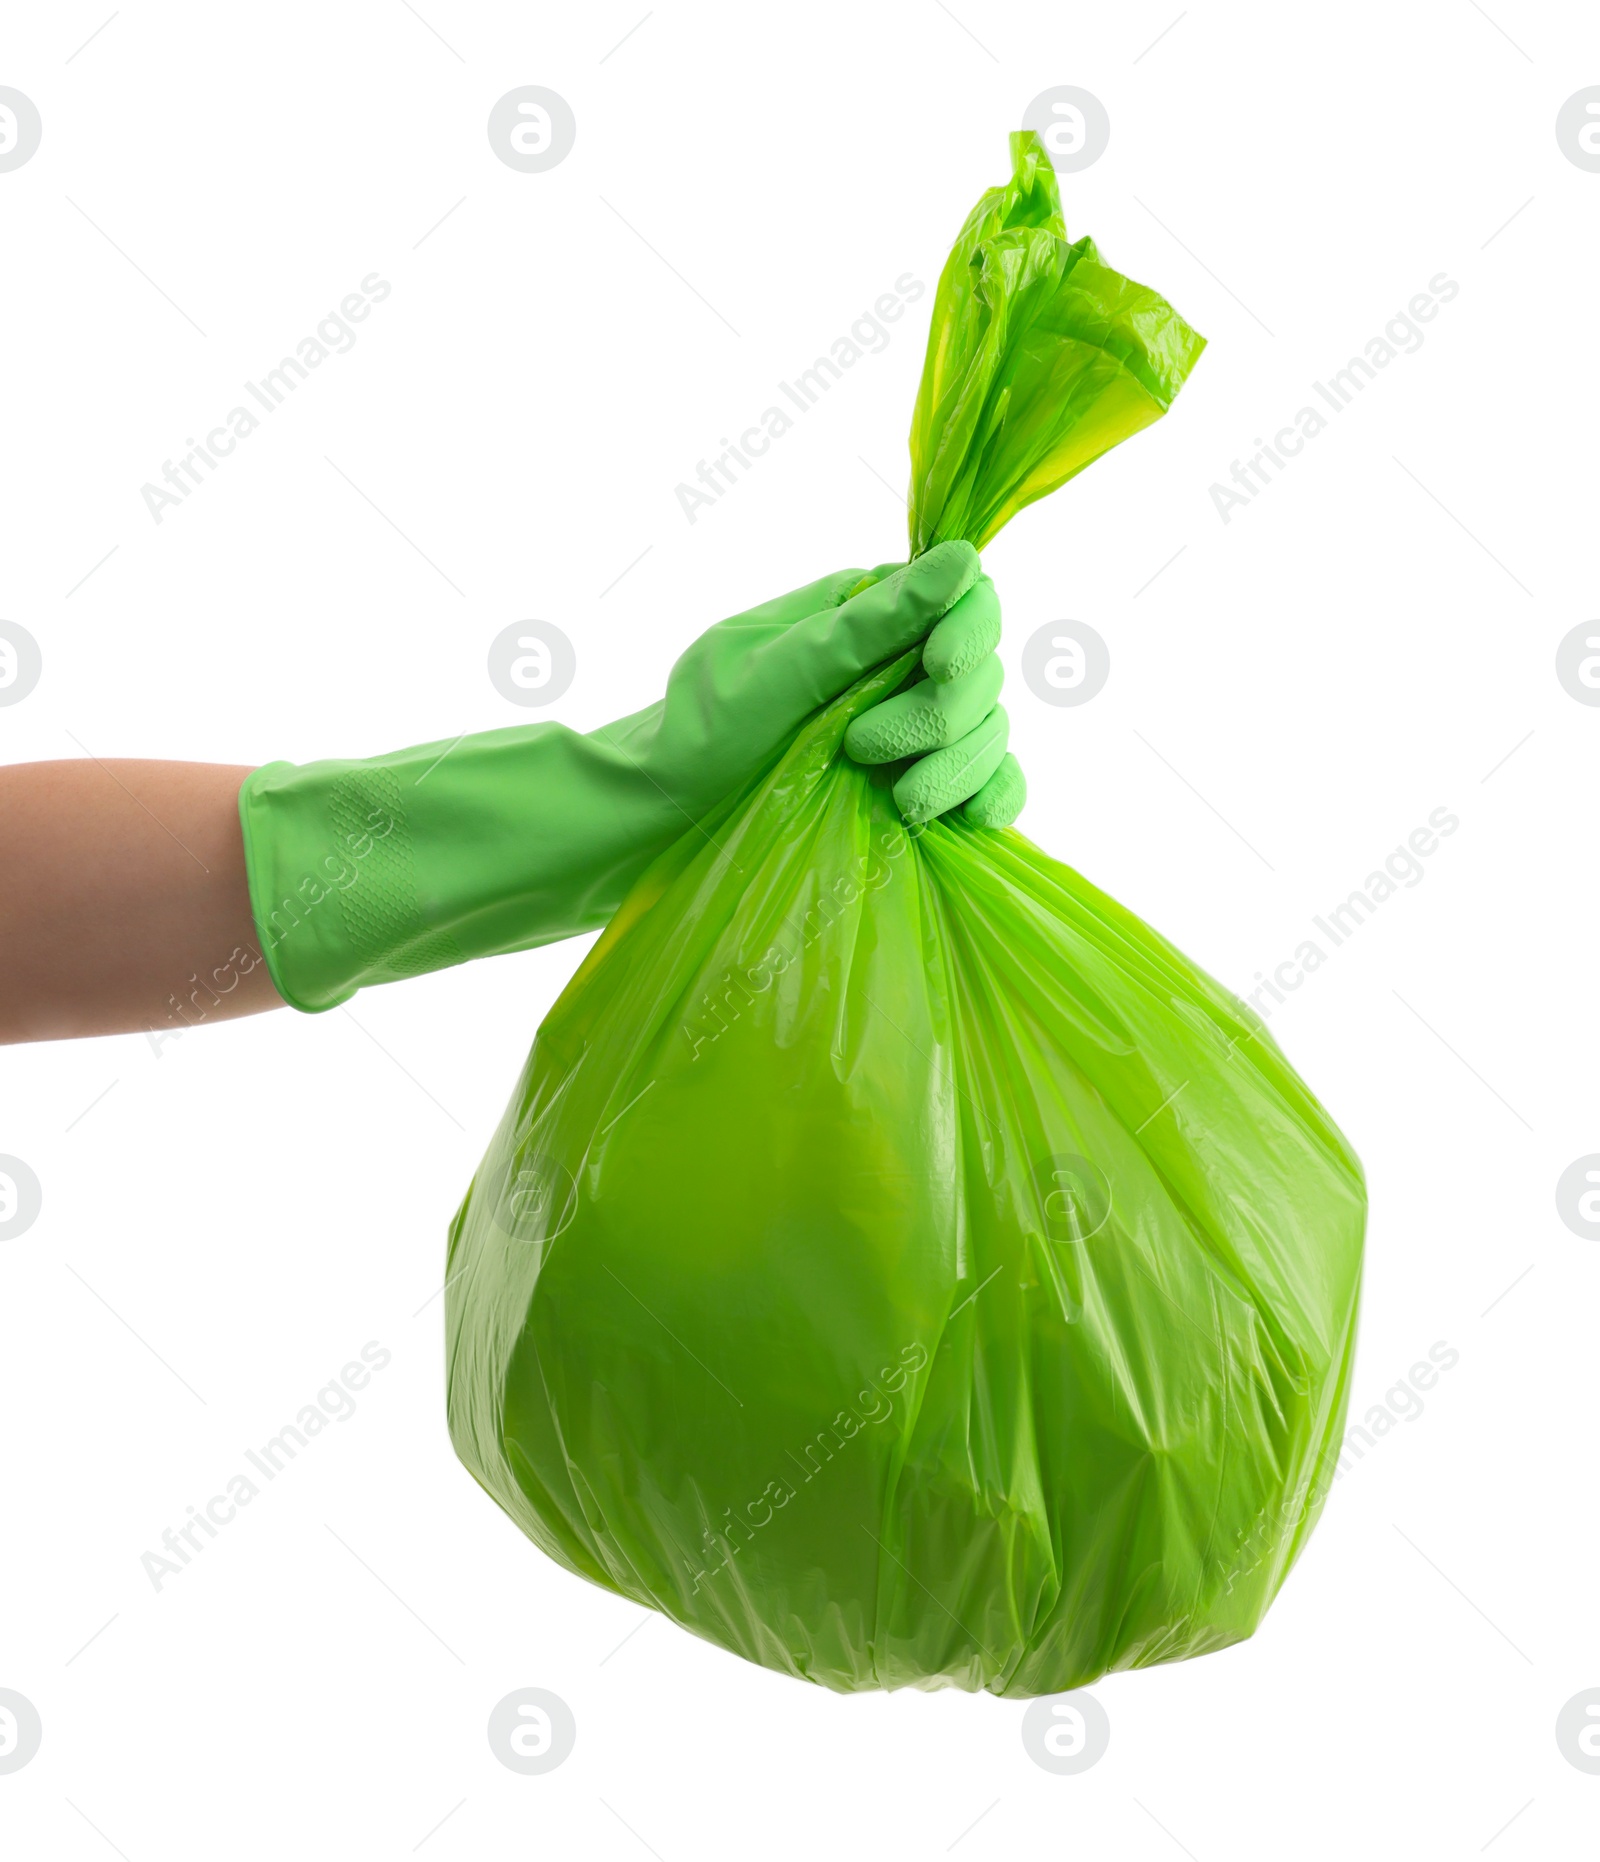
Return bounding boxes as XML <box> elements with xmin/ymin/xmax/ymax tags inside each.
<box><xmin>239</xmin><ymin>758</ymin><xmax>467</xmax><ymax>1013</ymax></box>
<box><xmin>238</xmin><ymin>716</ymin><xmax>679</xmax><ymax>1013</ymax></box>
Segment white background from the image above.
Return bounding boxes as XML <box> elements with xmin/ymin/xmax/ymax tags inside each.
<box><xmin>1</xmin><ymin>1</ymin><xmax>1597</xmax><ymax>1855</ymax></box>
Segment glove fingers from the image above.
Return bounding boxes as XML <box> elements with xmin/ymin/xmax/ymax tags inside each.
<box><xmin>842</xmin><ymin>653</ymin><xmax>1004</xmax><ymax>765</ymax></box>
<box><xmin>962</xmin><ymin>751</ymin><xmax>1027</xmax><ymax>829</ymax></box>
<box><xmin>766</xmin><ymin>540</ymin><xmax>981</xmax><ymax>706</ymax></box>
<box><xmin>922</xmin><ymin>574</ymin><xmax>1001</xmax><ymax>682</ymax></box>
<box><xmin>707</xmin><ymin>566</ymin><xmax>871</xmax><ymax>635</ymax></box>
<box><xmin>857</xmin><ymin>559</ymin><xmax>911</xmax><ymax>590</ymax></box>
<box><xmin>893</xmin><ymin>706</ymin><xmax>1010</xmax><ymax>824</ymax></box>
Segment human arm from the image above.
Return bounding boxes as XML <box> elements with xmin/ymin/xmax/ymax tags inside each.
<box><xmin>0</xmin><ymin>758</ymin><xmax>281</xmax><ymax>1043</ymax></box>
<box><xmin>0</xmin><ymin>544</ymin><xmax>1013</xmax><ymax>1041</ymax></box>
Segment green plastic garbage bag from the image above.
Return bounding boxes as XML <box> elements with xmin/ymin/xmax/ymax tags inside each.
<box><xmin>445</xmin><ymin>132</ymin><xmax>1366</xmax><ymax>1695</ymax></box>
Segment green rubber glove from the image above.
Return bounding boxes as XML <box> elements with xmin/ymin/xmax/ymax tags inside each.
<box><xmin>843</xmin><ymin>570</ymin><xmax>1026</xmax><ymax>828</ymax></box>
<box><xmin>239</xmin><ymin>541</ymin><xmax>983</xmax><ymax>1012</ymax></box>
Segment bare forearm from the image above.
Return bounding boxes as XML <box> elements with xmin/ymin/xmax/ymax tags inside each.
<box><xmin>0</xmin><ymin>760</ymin><xmax>283</xmax><ymax>1043</ymax></box>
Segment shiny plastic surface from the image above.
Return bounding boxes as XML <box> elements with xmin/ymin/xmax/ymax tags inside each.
<box><xmin>908</xmin><ymin>132</ymin><xmax>1206</xmax><ymax>552</ymax></box>
<box><xmin>445</xmin><ymin>133</ymin><xmax>1366</xmax><ymax>1694</ymax></box>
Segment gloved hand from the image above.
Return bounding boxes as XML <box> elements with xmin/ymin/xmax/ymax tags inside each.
<box><xmin>239</xmin><ymin>542</ymin><xmax>988</xmax><ymax>1012</ymax></box>
<box><xmin>843</xmin><ymin>568</ymin><xmax>1025</xmax><ymax>828</ymax></box>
